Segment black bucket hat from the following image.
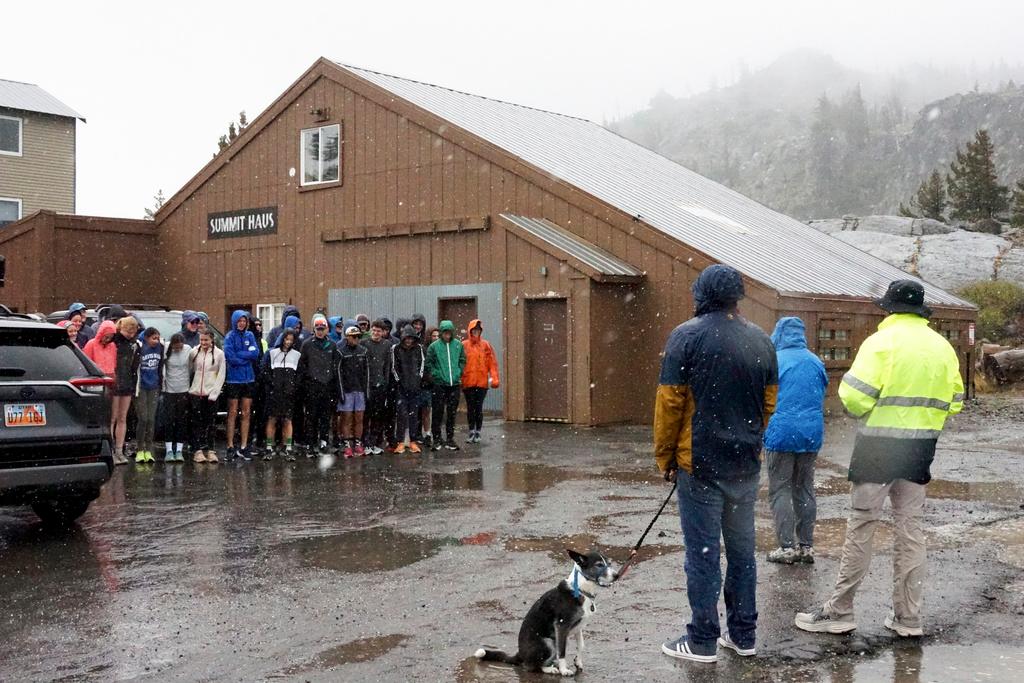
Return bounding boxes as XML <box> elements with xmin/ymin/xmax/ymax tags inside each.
<box><xmin>876</xmin><ymin>280</ymin><xmax>932</xmax><ymax>319</ymax></box>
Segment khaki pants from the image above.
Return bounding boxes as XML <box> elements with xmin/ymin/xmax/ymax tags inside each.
<box><xmin>824</xmin><ymin>479</ymin><xmax>926</xmax><ymax>628</ymax></box>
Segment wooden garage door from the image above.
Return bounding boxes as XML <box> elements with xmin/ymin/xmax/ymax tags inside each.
<box><xmin>438</xmin><ymin>297</ymin><xmax>478</xmax><ymax>339</ymax></box>
<box><xmin>525</xmin><ymin>298</ymin><xmax>568</xmax><ymax>421</ymax></box>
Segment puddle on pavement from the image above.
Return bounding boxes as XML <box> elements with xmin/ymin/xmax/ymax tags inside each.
<box><xmin>503</xmin><ymin>532</ymin><xmax>680</xmax><ymax>566</ymax></box>
<box><xmin>817</xmin><ymin>642</ymin><xmax>1024</xmax><ymax>683</ymax></box>
<box><xmin>926</xmin><ymin>478</ymin><xmax>1023</xmax><ymax>505</ymax></box>
<box><xmin>418</xmin><ymin>467</ymin><xmax>485</xmax><ymax>491</ymax></box>
<box><xmin>279</xmin><ymin>634</ymin><xmax>410</xmax><ymax>675</ymax></box>
<box><xmin>816</xmin><ymin>476</ymin><xmax>851</xmax><ymax>496</ymax></box>
<box><xmin>757</xmin><ymin>518</ymin><xmax>896</xmax><ymax>554</ymax></box>
<box><xmin>285</xmin><ymin>527</ymin><xmax>445</xmax><ymax>573</ymax></box>
<box><xmin>501</xmin><ymin>462</ymin><xmax>578</xmax><ymax>494</ymax></box>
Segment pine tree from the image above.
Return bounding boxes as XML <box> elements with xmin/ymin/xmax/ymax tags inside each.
<box><xmin>947</xmin><ymin>129</ymin><xmax>1009</xmax><ymax>222</ymax></box>
<box><xmin>915</xmin><ymin>171</ymin><xmax>947</xmax><ymax>221</ymax></box>
<box><xmin>143</xmin><ymin>189</ymin><xmax>165</xmax><ymax>221</ymax></box>
<box><xmin>808</xmin><ymin>94</ymin><xmax>838</xmax><ymax>214</ymax></box>
<box><xmin>1011</xmin><ymin>178</ymin><xmax>1024</xmax><ymax>229</ymax></box>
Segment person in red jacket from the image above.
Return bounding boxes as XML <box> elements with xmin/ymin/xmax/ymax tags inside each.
<box><xmin>83</xmin><ymin>320</ymin><xmax>118</xmax><ymax>376</ymax></box>
<box><xmin>461</xmin><ymin>319</ymin><xmax>500</xmax><ymax>443</ymax></box>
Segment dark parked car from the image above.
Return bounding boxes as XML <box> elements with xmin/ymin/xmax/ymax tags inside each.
<box><xmin>0</xmin><ymin>306</ymin><xmax>113</xmax><ymax>526</ymax></box>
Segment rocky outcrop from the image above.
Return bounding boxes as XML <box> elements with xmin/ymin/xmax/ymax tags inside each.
<box><xmin>809</xmin><ymin>216</ymin><xmax>1024</xmax><ymax>291</ymax></box>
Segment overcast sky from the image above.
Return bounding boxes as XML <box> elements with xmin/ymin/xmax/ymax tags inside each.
<box><xmin>6</xmin><ymin>1</ymin><xmax>1024</xmax><ymax>218</ymax></box>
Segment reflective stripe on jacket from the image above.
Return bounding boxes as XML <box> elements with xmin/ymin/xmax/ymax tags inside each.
<box><xmin>839</xmin><ymin>313</ymin><xmax>964</xmax><ymax>484</ymax></box>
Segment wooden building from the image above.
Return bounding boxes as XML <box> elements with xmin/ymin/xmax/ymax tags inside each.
<box><xmin>146</xmin><ymin>59</ymin><xmax>975</xmax><ymax>424</ymax></box>
<box><xmin>0</xmin><ymin>211</ymin><xmax>157</xmax><ymax>313</ymax></box>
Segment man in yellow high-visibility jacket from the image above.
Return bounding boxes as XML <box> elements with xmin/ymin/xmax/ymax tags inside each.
<box><xmin>795</xmin><ymin>279</ymin><xmax>964</xmax><ymax>638</ymax></box>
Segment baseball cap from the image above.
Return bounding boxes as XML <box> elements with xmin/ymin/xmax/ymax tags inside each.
<box><xmin>344</xmin><ymin>325</ymin><xmax>361</xmax><ymax>336</ymax></box>
<box><xmin>312</xmin><ymin>314</ymin><xmax>328</xmax><ymax>329</ymax></box>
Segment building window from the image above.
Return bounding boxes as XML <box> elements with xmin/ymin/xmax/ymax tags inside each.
<box><xmin>300</xmin><ymin>124</ymin><xmax>340</xmax><ymax>185</ymax></box>
<box><xmin>257</xmin><ymin>303</ymin><xmax>288</xmax><ymax>331</ymax></box>
<box><xmin>818</xmin><ymin>321</ymin><xmax>851</xmax><ymax>362</ymax></box>
<box><xmin>0</xmin><ymin>115</ymin><xmax>22</xmax><ymax>156</ymax></box>
<box><xmin>0</xmin><ymin>197</ymin><xmax>21</xmax><ymax>228</ymax></box>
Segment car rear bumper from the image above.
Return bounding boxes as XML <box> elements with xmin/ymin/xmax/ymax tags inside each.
<box><xmin>0</xmin><ymin>441</ymin><xmax>112</xmax><ymax>505</ymax></box>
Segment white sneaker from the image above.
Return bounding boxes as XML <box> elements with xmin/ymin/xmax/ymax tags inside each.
<box><xmin>884</xmin><ymin>614</ymin><xmax>923</xmax><ymax>637</ymax></box>
<box><xmin>795</xmin><ymin>606</ymin><xmax>857</xmax><ymax>634</ymax></box>
<box><xmin>767</xmin><ymin>546</ymin><xmax>800</xmax><ymax>564</ymax></box>
<box><xmin>717</xmin><ymin>631</ymin><xmax>756</xmax><ymax>656</ymax></box>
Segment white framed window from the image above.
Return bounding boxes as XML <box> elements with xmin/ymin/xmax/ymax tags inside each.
<box><xmin>257</xmin><ymin>303</ymin><xmax>288</xmax><ymax>331</ymax></box>
<box><xmin>300</xmin><ymin>123</ymin><xmax>340</xmax><ymax>185</ymax></box>
<box><xmin>0</xmin><ymin>197</ymin><xmax>21</xmax><ymax>228</ymax></box>
<box><xmin>0</xmin><ymin>114</ymin><xmax>22</xmax><ymax>156</ymax></box>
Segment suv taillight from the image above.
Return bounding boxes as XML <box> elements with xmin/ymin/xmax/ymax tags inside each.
<box><xmin>70</xmin><ymin>377</ymin><xmax>113</xmax><ymax>395</ymax></box>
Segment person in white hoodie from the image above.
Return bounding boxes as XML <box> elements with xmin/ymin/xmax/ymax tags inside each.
<box><xmin>188</xmin><ymin>330</ymin><xmax>226</xmax><ymax>463</ymax></box>
<box><xmin>161</xmin><ymin>333</ymin><xmax>192</xmax><ymax>462</ymax></box>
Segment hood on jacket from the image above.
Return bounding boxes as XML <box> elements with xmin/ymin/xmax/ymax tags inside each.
<box><xmin>466</xmin><ymin>319</ymin><xmax>483</xmax><ymax>340</ymax></box>
<box><xmin>400</xmin><ymin>324</ymin><xmax>419</xmax><ymax>341</ymax></box>
<box><xmin>692</xmin><ymin>264</ymin><xmax>745</xmax><ymax>316</ymax></box>
<box><xmin>181</xmin><ymin>310</ymin><xmax>198</xmax><ymax>328</ymax></box>
<box><xmin>378</xmin><ymin>317</ymin><xmax>393</xmax><ymax>335</ymax></box>
<box><xmin>280</xmin><ymin>305</ymin><xmax>301</xmax><ymax>328</ymax></box>
<box><xmin>356</xmin><ymin>313</ymin><xmax>370</xmax><ymax>326</ymax></box>
<box><xmin>271</xmin><ymin>327</ymin><xmax>299</xmax><ymax>349</ymax></box>
<box><xmin>284</xmin><ymin>315</ymin><xmax>300</xmax><ymax>330</ymax></box>
<box><xmin>96</xmin><ymin>320</ymin><xmax>117</xmax><ymax>344</ymax></box>
<box><xmin>230</xmin><ymin>310</ymin><xmax>250</xmax><ymax>332</ymax></box>
<box><xmin>438</xmin><ymin>320</ymin><xmax>456</xmax><ymax>337</ymax></box>
<box><xmin>411</xmin><ymin>313</ymin><xmax>426</xmax><ymax>327</ymax></box>
<box><xmin>250</xmin><ymin>317</ymin><xmax>263</xmax><ymax>342</ymax></box>
<box><xmin>328</xmin><ymin>315</ymin><xmax>343</xmax><ymax>342</ymax></box>
<box><xmin>771</xmin><ymin>317</ymin><xmax>808</xmax><ymax>351</ymax></box>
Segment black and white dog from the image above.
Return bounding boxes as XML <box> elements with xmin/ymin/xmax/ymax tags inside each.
<box><xmin>474</xmin><ymin>549</ymin><xmax>618</xmax><ymax>676</ymax></box>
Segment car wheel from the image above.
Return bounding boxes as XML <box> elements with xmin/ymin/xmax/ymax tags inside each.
<box><xmin>31</xmin><ymin>498</ymin><xmax>93</xmax><ymax>527</ymax></box>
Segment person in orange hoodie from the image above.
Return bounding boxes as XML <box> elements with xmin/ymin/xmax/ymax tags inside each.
<box><xmin>83</xmin><ymin>320</ymin><xmax>118</xmax><ymax>376</ymax></box>
<box><xmin>461</xmin><ymin>319</ymin><xmax>500</xmax><ymax>443</ymax></box>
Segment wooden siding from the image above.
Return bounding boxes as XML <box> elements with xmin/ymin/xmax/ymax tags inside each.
<box><xmin>0</xmin><ymin>211</ymin><xmax>156</xmax><ymax>313</ymax></box>
<box><xmin>0</xmin><ymin>108</ymin><xmax>76</xmax><ymax>215</ymax></box>
<box><xmin>154</xmin><ymin>60</ymin><xmax>975</xmax><ymax>424</ymax></box>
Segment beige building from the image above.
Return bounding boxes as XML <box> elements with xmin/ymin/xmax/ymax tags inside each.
<box><xmin>0</xmin><ymin>79</ymin><xmax>84</xmax><ymax>227</ymax></box>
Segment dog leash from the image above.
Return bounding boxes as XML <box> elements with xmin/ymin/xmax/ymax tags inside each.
<box><xmin>616</xmin><ymin>481</ymin><xmax>677</xmax><ymax>581</ymax></box>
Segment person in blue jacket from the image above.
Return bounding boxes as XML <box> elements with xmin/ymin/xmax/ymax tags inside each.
<box><xmin>223</xmin><ymin>309</ymin><xmax>260</xmax><ymax>461</ymax></box>
<box><xmin>764</xmin><ymin>316</ymin><xmax>829</xmax><ymax>565</ymax></box>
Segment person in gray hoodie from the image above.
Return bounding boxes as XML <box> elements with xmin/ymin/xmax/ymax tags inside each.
<box><xmin>161</xmin><ymin>333</ymin><xmax>192</xmax><ymax>462</ymax></box>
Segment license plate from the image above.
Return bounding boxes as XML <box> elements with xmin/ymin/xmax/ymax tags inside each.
<box><xmin>4</xmin><ymin>403</ymin><xmax>47</xmax><ymax>427</ymax></box>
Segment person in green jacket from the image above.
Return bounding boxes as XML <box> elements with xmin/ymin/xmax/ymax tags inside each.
<box><xmin>425</xmin><ymin>320</ymin><xmax>466</xmax><ymax>451</ymax></box>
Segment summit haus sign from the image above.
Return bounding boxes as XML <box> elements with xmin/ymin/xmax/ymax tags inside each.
<box><xmin>207</xmin><ymin>206</ymin><xmax>278</xmax><ymax>239</ymax></box>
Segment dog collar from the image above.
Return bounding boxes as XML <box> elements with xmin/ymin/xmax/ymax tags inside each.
<box><xmin>566</xmin><ymin>564</ymin><xmax>597</xmax><ymax>601</ymax></box>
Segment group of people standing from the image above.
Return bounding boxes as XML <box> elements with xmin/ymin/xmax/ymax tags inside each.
<box><xmin>655</xmin><ymin>266</ymin><xmax>964</xmax><ymax>662</ymax></box>
<box><xmin>63</xmin><ymin>303</ymin><xmax>500</xmax><ymax>465</ymax></box>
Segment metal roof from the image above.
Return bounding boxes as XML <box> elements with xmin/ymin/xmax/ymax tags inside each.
<box><xmin>0</xmin><ymin>79</ymin><xmax>84</xmax><ymax>121</ymax></box>
<box><xmin>337</xmin><ymin>63</ymin><xmax>972</xmax><ymax>308</ymax></box>
<box><xmin>501</xmin><ymin>214</ymin><xmax>644</xmax><ymax>280</ymax></box>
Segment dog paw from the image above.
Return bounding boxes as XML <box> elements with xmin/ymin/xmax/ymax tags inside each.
<box><xmin>573</xmin><ymin>656</ymin><xmax>583</xmax><ymax>670</ymax></box>
<box><xmin>558</xmin><ymin>665</ymin><xmax>576</xmax><ymax>676</ymax></box>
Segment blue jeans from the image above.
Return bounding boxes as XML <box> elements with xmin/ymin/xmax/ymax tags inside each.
<box><xmin>677</xmin><ymin>469</ymin><xmax>759</xmax><ymax>649</ymax></box>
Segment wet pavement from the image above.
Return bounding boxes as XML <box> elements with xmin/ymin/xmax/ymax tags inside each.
<box><xmin>2</xmin><ymin>398</ymin><xmax>1024</xmax><ymax>682</ymax></box>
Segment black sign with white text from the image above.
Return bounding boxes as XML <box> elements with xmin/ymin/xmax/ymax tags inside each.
<box><xmin>207</xmin><ymin>206</ymin><xmax>278</xmax><ymax>239</ymax></box>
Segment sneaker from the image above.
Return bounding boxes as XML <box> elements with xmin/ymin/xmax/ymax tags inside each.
<box><xmin>409</xmin><ymin>442</ymin><xmax>422</xmax><ymax>454</ymax></box>
<box><xmin>205</xmin><ymin>450</ymin><xmax>219</xmax><ymax>464</ymax></box>
<box><xmin>305</xmin><ymin>445</ymin><xmax>317</xmax><ymax>459</ymax></box>
<box><xmin>146</xmin><ymin>451</ymin><xmax>157</xmax><ymax>463</ymax></box>
<box><xmin>717</xmin><ymin>631</ymin><xmax>756</xmax><ymax>656</ymax></box>
<box><xmin>767</xmin><ymin>547</ymin><xmax>800</xmax><ymax>564</ymax></box>
<box><xmin>318</xmin><ymin>440</ymin><xmax>331</xmax><ymax>456</ymax></box>
<box><xmin>262</xmin><ymin>449</ymin><xmax>275</xmax><ymax>461</ymax></box>
<box><xmin>165</xmin><ymin>449</ymin><xmax>174</xmax><ymax>461</ymax></box>
<box><xmin>798</xmin><ymin>546</ymin><xmax>815</xmax><ymax>564</ymax></box>
<box><xmin>661</xmin><ymin>635</ymin><xmax>717</xmax><ymax>663</ymax></box>
<box><xmin>444</xmin><ymin>440</ymin><xmax>459</xmax><ymax>451</ymax></box>
<box><xmin>237</xmin><ymin>447</ymin><xmax>252</xmax><ymax>462</ymax></box>
<box><xmin>884</xmin><ymin>614</ymin><xmax>923</xmax><ymax>637</ymax></box>
<box><xmin>135</xmin><ymin>451</ymin><xmax>147</xmax><ymax>464</ymax></box>
<box><xmin>394</xmin><ymin>443</ymin><xmax>407</xmax><ymax>454</ymax></box>
<box><xmin>421</xmin><ymin>435</ymin><xmax>431</xmax><ymax>447</ymax></box>
<box><xmin>285</xmin><ymin>450</ymin><xmax>297</xmax><ymax>462</ymax></box>
<box><xmin>794</xmin><ymin>606</ymin><xmax>857</xmax><ymax>634</ymax></box>
<box><xmin>113</xmin><ymin>451</ymin><xmax>128</xmax><ymax>466</ymax></box>
<box><xmin>371</xmin><ymin>446</ymin><xmax>384</xmax><ymax>455</ymax></box>
<box><xmin>225</xmin><ymin>446</ymin><xmax>236</xmax><ymax>461</ymax></box>
<box><xmin>354</xmin><ymin>441</ymin><xmax>365</xmax><ymax>457</ymax></box>
<box><xmin>193</xmin><ymin>450</ymin><xmax>207</xmax><ymax>463</ymax></box>
<box><xmin>343</xmin><ymin>441</ymin><xmax>354</xmax><ymax>459</ymax></box>
<box><xmin>431</xmin><ymin>440</ymin><xmax>442</xmax><ymax>452</ymax></box>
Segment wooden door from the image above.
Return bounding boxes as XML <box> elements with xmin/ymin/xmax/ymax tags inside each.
<box><xmin>438</xmin><ymin>297</ymin><xmax>478</xmax><ymax>339</ymax></box>
<box><xmin>525</xmin><ymin>298</ymin><xmax>568</xmax><ymax>421</ymax></box>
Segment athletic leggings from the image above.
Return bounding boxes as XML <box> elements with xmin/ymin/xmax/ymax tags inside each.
<box><xmin>463</xmin><ymin>387</ymin><xmax>487</xmax><ymax>432</ymax></box>
<box><xmin>431</xmin><ymin>385</ymin><xmax>461</xmax><ymax>442</ymax></box>
<box><xmin>304</xmin><ymin>381</ymin><xmax>334</xmax><ymax>447</ymax></box>
<box><xmin>162</xmin><ymin>392</ymin><xmax>190</xmax><ymax>449</ymax></box>
<box><xmin>134</xmin><ymin>389</ymin><xmax>160</xmax><ymax>453</ymax></box>
<box><xmin>189</xmin><ymin>394</ymin><xmax>217</xmax><ymax>451</ymax></box>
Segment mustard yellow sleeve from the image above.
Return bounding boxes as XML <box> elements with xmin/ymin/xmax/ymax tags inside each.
<box><xmin>763</xmin><ymin>383</ymin><xmax>778</xmax><ymax>429</ymax></box>
<box><xmin>654</xmin><ymin>384</ymin><xmax>688</xmax><ymax>473</ymax></box>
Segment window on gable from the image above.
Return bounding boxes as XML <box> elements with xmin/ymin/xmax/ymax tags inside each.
<box><xmin>0</xmin><ymin>115</ymin><xmax>22</xmax><ymax>156</ymax></box>
<box><xmin>300</xmin><ymin>124</ymin><xmax>340</xmax><ymax>185</ymax></box>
